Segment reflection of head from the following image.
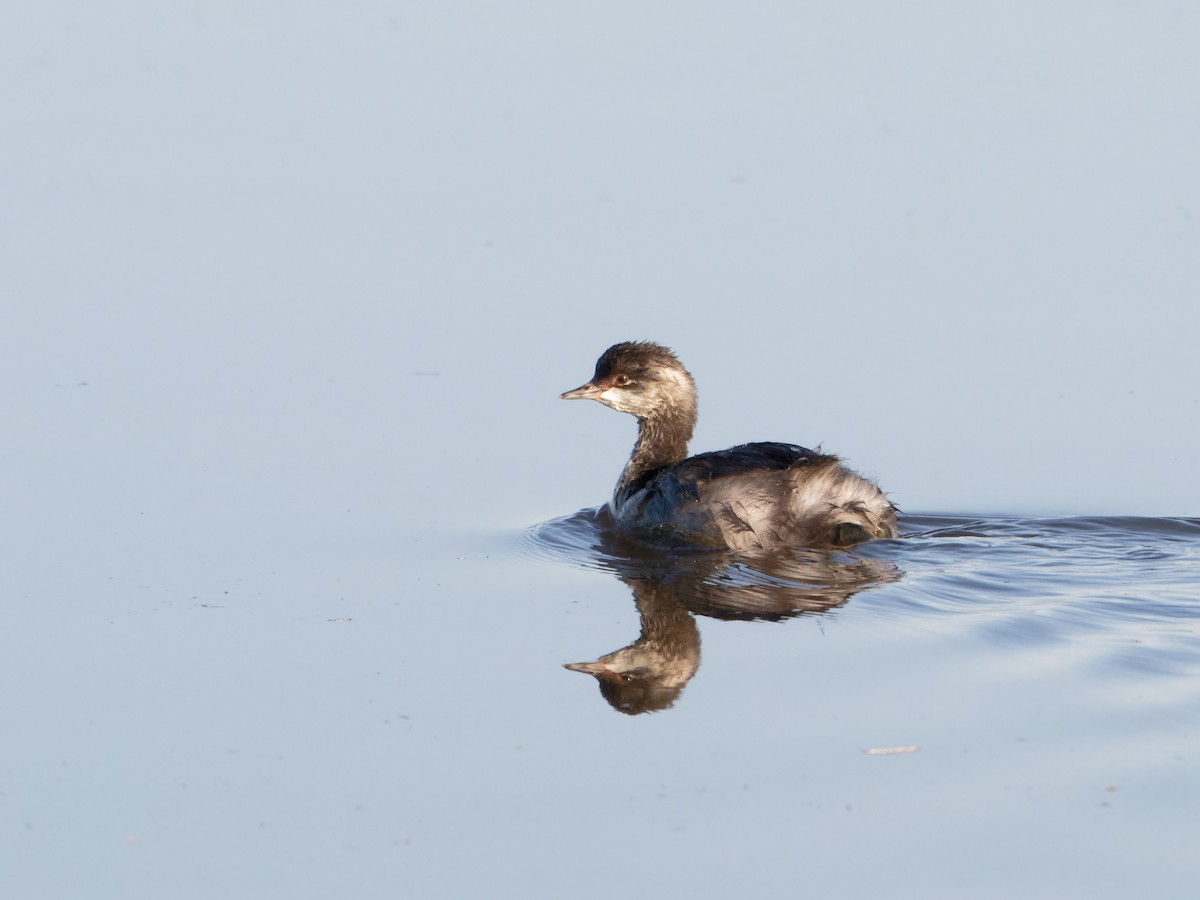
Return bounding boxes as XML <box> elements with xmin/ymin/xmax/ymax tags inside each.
<box><xmin>565</xmin><ymin>581</ymin><xmax>700</xmax><ymax>714</ymax></box>
<box><xmin>564</xmin><ymin>662</ymin><xmax>681</xmax><ymax>715</ymax></box>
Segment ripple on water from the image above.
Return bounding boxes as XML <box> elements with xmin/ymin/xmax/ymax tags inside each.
<box><xmin>525</xmin><ymin>509</ymin><xmax>1200</xmax><ymax>678</ymax></box>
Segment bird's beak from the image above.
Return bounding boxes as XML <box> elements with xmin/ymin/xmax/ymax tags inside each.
<box><xmin>560</xmin><ymin>382</ymin><xmax>603</xmax><ymax>401</ymax></box>
<box><xmin>563</xmin><ymin>660</ymin><xmax>609</xmax><ymax>674</ymax></box>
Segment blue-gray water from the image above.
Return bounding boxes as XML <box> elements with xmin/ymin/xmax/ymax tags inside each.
<box><xmin>9</xmin><ymin>505</ymin><xmax>1199</xmax><ymax>898</ymax></box>
<box><xmin>525</xmin><ymin>511</ymin><xmax>1200</xmax><ymax>894</ymax></box>
<box><xmin>5</xmin><ymin>3</ymin><xmax>1200</xmax><ymax>898</ymax></box>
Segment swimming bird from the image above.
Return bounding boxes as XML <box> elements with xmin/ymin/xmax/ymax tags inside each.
<box><xmin>561</xmin><ymin>341</ymin><xmax>896</xmax><ymax>550</ymax></box>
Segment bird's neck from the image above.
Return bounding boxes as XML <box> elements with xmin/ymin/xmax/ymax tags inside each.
<box><xmin>616</xmin><ymin>404</ymin><xmax>696</xmax><ymax>499</ymax></box>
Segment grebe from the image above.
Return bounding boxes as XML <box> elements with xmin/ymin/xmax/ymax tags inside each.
<box><xmin>561</xmin><ymin>341</ymin><xmax>896</xmax><ymax>550</ymax></box>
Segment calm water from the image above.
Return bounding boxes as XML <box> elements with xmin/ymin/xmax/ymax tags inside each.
<box><xmin>8</xmin><ymin>503</ymin><xmax>1199</xmax><ymax>898</ymax></box>
<box><xmin>7</xmin><ymin>3</ymin><xmax>1200</xmax><ymax>897</ymax></box>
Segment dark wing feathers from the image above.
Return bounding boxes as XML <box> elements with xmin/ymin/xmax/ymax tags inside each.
<box><xmin>618</xmin><ymin>443</ymin><xmax>841</xmax><ymax>549</ymax></box>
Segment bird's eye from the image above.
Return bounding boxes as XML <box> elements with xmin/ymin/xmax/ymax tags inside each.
<box><xmin>614</xmin><ymin>374</ymin><xmax>632</xmax><ymax>387</ymax></box>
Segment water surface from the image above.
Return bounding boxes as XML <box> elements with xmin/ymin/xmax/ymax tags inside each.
<box><xmin>5</xmin><ymin>3</ymin><xmax>1200</xmax><ymax>897</ymax></box>
<box><xmin>529</xmin><ymin>509</ymin><xmax>1200</xmax><ymax>711</ymax></box>
<box><xmin>518</xmin><ymin>511</ymin><xmax>1200</xmax><ymax>896</ymax></box>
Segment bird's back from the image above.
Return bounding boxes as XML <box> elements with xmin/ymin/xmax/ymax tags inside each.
<box><xmin>614</xmin><ymin>442</ymin><xmax>896</xmax><ymax>551</ymax></box>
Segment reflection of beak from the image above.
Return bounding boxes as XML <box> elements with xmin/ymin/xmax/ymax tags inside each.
<box><xmin>560</xmin><ymin>382</ymin><xmax>602</xmax><ymax>401</ymax></box>
<box><xmin>563</xmin><ymin>660</ymin><xmax>609</xmax><ymax>674</ymax></box>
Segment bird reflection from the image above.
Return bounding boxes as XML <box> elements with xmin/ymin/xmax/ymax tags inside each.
<box><xmin>564</xmin><ymin>580</ymin><xmax>699</xmax><ymax>715</ymax></box>
<box><xmin>550</xmin><ymin>507</ymin><xmax>902</xmax><ymax>714</ymax></box>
